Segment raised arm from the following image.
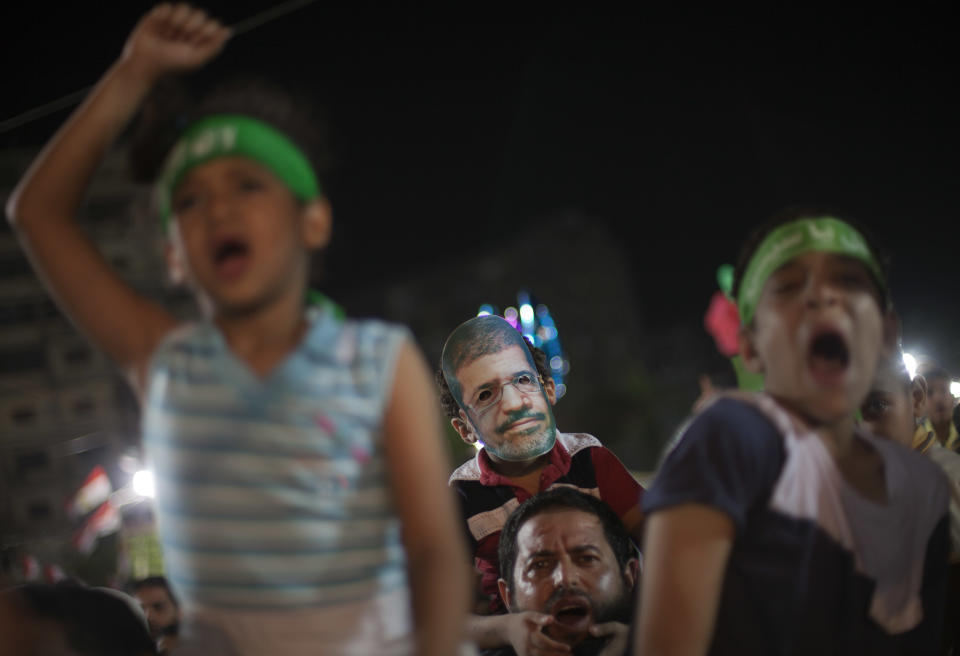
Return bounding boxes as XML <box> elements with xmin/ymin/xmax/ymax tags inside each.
<box><xmin>633</xmin><ymin>504</ymin><xmax>734</xmax><ymax>656</ymax></box>
<box><xmin>5</xmin><ymin>4</ymin><xmax>229</xmax><ymax>397</ymax></box>
<box><xmin>384</xmin><ymin>338</ymin><xmax>471</xmax><ymax>656</ymax></box>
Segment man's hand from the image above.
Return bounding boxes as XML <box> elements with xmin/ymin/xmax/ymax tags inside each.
<box><xmin>121</xmin><ymin>3</ymin><xmax>230</xmax><ymax>83</ymax></box>
<box><xmin>505</xmin><ymin>611</ymin><xmax>572</xmax><ymax>656</ymax></box>
<box><xmin>692</xmin><ymin>374</ymin><xmax>719</xmax><ymax>413</ymax></box>
<box><xmin>588</xmin><ymin>621</ymin><xmax>629</xmax><ymax>656</ymax></box>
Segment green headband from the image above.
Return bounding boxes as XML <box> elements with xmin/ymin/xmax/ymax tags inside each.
<box><xmin>737</xmin><ymin>217</ymin><xmax>885</xmax><ymax>325</ymax></box>
<box><xmin>157</xmin><ymin>114</ymin><xmax>321</xmax><ymax>227</ymax></box>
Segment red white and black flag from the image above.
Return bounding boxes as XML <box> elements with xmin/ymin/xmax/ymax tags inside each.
<box><xmin>65</xmin><ymin>465</ymin><xmax>112</xmax><ymax>519</ymax></box>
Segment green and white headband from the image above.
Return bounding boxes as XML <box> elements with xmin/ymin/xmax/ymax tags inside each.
<box><xmin>156</xmin><ymin>114</ymin><xmax>321</xmax><ymax>227</ymax></box>
<box><xmin>737</xmin><ymin>216</ymin><xmax>885</xmax><ymax>325</ymax></box>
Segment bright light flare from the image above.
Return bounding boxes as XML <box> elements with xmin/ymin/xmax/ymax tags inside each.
<box><xmin>132</xmin><ymin>470</ymin><xmax>155</xmax><ymax>499</ymax></box>
<box><xmin>902</xmin><ymin>352</ymin><xmax>918</xmax><ymax>380</ymax></box>
<box><xmin>951</xmin><ymin>381</ymin><xmax>960</xmax><ymax>398</ymax></box>
<box><xmin>519</xmin><ymin>303</ymin><xmax>534</xmax><ymax>325</ymax></box>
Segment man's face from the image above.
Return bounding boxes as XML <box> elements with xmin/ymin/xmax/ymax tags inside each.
<box><xmin>861</xmin><ymin>364</ymin><xmax>916</xmax><ymax>447</ymax></box>
<box><xmin>453</xmin><ymin>344</ymin><xmax>557</xmax><ymax>462</ymax></box>
<box><xmin>743</xmin><ymin>252</ymin><xmax>890</xmax><ymax>425</ymax></box>
<box><xmin>134</xmin><ymin>585</ymin><xmax>179</xmax><ymax>639</ymax></box>
<box><xmin>926</xmin><ymin>377</ymin><xmax>955</xmax><ymax>425</ymax></box>
<box><xmin>500</xmin><ymin>509</ymin><xmax>637</xmax><ymax>647</ymax></box>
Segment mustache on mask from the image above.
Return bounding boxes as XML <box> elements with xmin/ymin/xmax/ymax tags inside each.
<box><xmin>495</xmin><ymin>409</ymin><xmax>546</xmax><ymax>435</ymax></box>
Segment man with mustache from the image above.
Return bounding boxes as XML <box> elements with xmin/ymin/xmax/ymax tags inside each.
<box><xmin>494</xmin><ymin>488</ymin><xmax>638</xmax><ymax>656</ymax></box>
<box><xmin>131</xmin><ymin>576</ymin><xmax>181</xmax><ymax>655</ymax></box>
<box><xmin>438</xmin><ymin>315</ymin><xmax>643</xmax><ymax>655</ymax></box>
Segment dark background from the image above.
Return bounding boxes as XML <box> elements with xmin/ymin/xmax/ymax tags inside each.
<box><xmin>1</xmin><ymin>2</ymin><xmax>958</xmax><ymax>467</ymax></box>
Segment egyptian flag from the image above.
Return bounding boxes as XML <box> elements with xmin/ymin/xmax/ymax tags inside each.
<box><xmin>20</xmin><ymin>554</ymin><xmax>40</xmax><ymax>581</ymax></box>
<box><xmin>66</xmin><ymin>465</ymin><xmax>112</xmax><ymax>519</ymax></box>
<box><xmin>72</xmin><ymin>500</ymin><xmax>121</xmax><ymax>555</ymax></box>
<box><xmin>43</xmin><ymin>563</ymin><xmax>66</xmax><ymax>583</ymax></box>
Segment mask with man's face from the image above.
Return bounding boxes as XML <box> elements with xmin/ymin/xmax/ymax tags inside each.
<box><xmin>442</xmin><ymin>316</ymin><xmax>557</xmax><ymax>461</ymax></box>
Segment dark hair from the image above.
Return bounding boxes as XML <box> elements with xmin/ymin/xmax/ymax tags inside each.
<box><xmin>498</xmin><ymin>488</ymin><xmax>634</xmax><ymax>599</ymax></box>
<box><xmin>918</xmin><ymin>363</ymin><xmax>951</xmax><ymax>383</ymax></box>
<box><xmin>127</xmin><ymin>75</ymin><xmax>331</xmax><ymax>190</ymax></box>
<box><xmin>436</xmin><ymin>336</ymin><xmax>552</xmax><ymax>419</ymax></box>
<box><xmin>731</xmin><ymin>206</ymin><xmax>891</xmax><ymax>323</ymax></box>
<box><xmin>12</xmin><ymin>581</ymin><xmax>157</xmax><ymax>655</ymax></box>
<box><xmin>130</xmin><ymin>575</ymin><xmax>178</xmax><ymax>608</ymax></box>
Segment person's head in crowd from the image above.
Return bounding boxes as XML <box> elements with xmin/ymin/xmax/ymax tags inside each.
<box><xmin>130</xmin><ymin>576</ymin><xmax>180</xmax><ymax>646</ymax></box>
<box><xmin>732</xmin><ymin>207</ymin><xmax>896</xmax><ymax>424</ymax></box>
<box><xmin>498</xmin><ymin>488</ymin><xmax>638</xmax><ymax>652</ymax></box>
<box><xmin>440</xmin><ymin>315</ymin><xmax>557</xmax><ymax>463</ymax></box>
<box><xmin>0</xmin><ymin>581</ymin><xmax>157</xmax><ymax>655</ymax></box>
<box><xmin>127</xmin><ymin>73</ymin><xmax>333</xmax><ymax>321</ymax></box>
<box><xmin>920</xmin><ymin>363</ymin><xmax>956</xmax><ymax>433</ymax></box>
<box><xmin>860</xmin><ymin>349</ymin><xmax>927</xmax><ymax>447</ymax></box>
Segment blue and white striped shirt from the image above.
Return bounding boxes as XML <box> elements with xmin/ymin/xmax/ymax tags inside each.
<box><xmin>143</xmin><ymin>307</ymin><xmax>410</xmax><ymax>612</ymax></box>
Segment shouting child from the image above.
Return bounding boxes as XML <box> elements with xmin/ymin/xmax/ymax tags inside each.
<box><xmin>634</xmin><ymin>209</ymin><xmax>950</xmax><ymax>655</ymax></box>
<box><xmin>6</xmin><ymin>5</ymin><xmax>469</xmax><ymax>655</ymax></box>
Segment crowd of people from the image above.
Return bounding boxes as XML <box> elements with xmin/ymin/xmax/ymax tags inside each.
<box><xmin>2</xmin><ymin>4</ymin><xmax>958</xmax><ymax>655</ymax></box>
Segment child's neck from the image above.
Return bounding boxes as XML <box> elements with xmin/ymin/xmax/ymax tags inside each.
<box><xmin>214</xmin><ymin>292</ymin><xmax>308</xmax><ymax>378</ymax></box>
<box><xmin>795</xmin><ymin>407</ymin><xmax>889</xmax><ymax>504</ymax></box>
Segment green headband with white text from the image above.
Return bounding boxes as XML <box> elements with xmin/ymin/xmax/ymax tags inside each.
<box><xmin>737</xmin><ymin>217</ymin><xmax>885</xmax><ymax>325</ymax></box>
<box><xmin>157</xmin><ymin>114</ymin><xmax>321</xmax><ymax>227</ymax></box>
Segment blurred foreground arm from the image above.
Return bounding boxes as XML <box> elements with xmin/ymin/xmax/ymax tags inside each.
<box><xmin>634</xmin><ymin>504</ymin><xmax>734</xmax><ymax>656</ymax></box>
<box><xmin>385</xmin><ymin>340</ymin><xmax>471</xmax><ymax>655</ymax></box>
<box><xmin>5</xmin><ymin>4</ymin><xmax>229</xmax><ymax>397</ymax></box>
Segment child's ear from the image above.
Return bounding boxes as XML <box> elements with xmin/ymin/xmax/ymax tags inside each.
<box><xmin>739</xmin><ymin>325</ymin><xmax>764</xmax><ymax>374</ymax></box>
<box><xmin>543</xmin><ymin>377</ymin><xmax>557</xmax><ymax>405</ymax></box>
<box><xmin>911</xmin><ymin>374</ymin><xmax>928</xmax><ymax>419</ymax></box>
<box><xmin>302</xmin><ymin>198</ymin><xmax>332</xmax><ymax>250</ymax></box>
<box><xmin>451</xmin><ymin>412</ymin><xmax>477</xmax><ymax>445</ymax></box>
<box><xmin>164</xmin><ymin>240</ymin><xmax>187</xmax><ymax>286</ymax></box>
<box><xmin>497</xmin><ymin>578</ymin><xmax>512</xmax><ymax>611</ymax></box>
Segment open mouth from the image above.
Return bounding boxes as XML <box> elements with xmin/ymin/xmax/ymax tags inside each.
<box><xmin>554</xmin><ymin>606</ymin><xmax>590</xmax><ymax>626</ymax></box>
<box><xmin>212</xmin><ymin>237</ymin><xmax>250</xmax><ymax>277</ymax></box>
<box><xmin>807</xmin><ymin>329</ymin><xmax>850</xmax><ymax>382</ymax></box>
<box><xmin>550</xmin><ymin>597</ymin><xmax>593</xmax><ymax>627</ymax></box>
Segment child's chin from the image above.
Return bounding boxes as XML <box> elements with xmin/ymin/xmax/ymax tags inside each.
<box><xmin>805</xmin><ymin>396</ymin><xmax>858</xmax><ymax>426</ymax></box>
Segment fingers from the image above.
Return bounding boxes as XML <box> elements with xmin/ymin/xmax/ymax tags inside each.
<box><xmin>698</xmin><ymin>373</ymin><xmax>714</xmax><ymax>397</ymax></box>
<box><xmin>525</xmin><ymin>612</ymin><xmax>553</xmax><ymax>629</ymax></box>
<box><xmin>589</xmin><ymin>620</ymin><xmax>628</xmax><ymax>638</ymax></box>
<box><xmin>692</xmin><ymin>373</ymin><xmax>718</xmax><ymax>412</ymax></box>
<box><xmin>526</xmin><ymin>620</ymin><xmax>572</xmax><ymax>656</ymax></box>
<box><xmin>589</xmin><ymin>621</ymin><xmax>617</xmax><ymax>638</ymax></box>
<box><xmin>590</xmin><ymin>622</ymin><xmax>628</xmax><ymax>656</ymax></box>
<box><xmin>147</xmin><ymin>3</ymin><xmax>229</xmax><ymax>45</ymax></box>
<box><xmin>512</xmin><ymin>613</ymin><xmax>571</xmax><ymax>656</ymax></box>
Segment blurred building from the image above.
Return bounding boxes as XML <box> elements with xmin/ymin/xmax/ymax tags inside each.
<box><xmin>0</xmin><ymin>148</ymin><xmax>183</xmax><ymax>579</ymax></box>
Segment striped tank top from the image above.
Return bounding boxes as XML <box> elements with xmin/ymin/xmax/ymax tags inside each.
<box><xmin>142</xmin><ymin>306</ymin><xmax>410</xmax><ymax>619</ymax></box>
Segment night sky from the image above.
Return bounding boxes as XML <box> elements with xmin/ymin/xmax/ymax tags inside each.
<box><xmin>2</xmin><ymin>2</ymin><xmax>958</xmax><ymax>373</ymax></box>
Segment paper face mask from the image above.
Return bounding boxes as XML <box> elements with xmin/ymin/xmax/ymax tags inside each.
<box><xmin>442</xmin><ymin>315</ymin><xmax>557</xmax><ymax>461</ymax></box>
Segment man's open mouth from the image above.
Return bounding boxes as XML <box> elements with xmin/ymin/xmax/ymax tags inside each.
<box><xmin>550</xmin><ymin>597</ymin><xmax>593</xmax><ymax>627</ymax></box>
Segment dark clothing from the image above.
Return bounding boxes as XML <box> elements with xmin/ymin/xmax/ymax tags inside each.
<box><xmin>644</xmin><ymin>394</ymin><xmax>950</xmax><ymax>655</ymax></box>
